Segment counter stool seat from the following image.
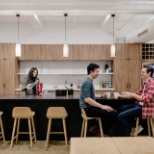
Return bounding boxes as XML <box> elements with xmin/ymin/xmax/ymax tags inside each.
<box><xmin>45</xmin><ymin>107</ymin><xmax>68</xmax><ymax>150</ymax></box>
<box><xmin>0</xmin><ymin>111</ymin><xmax>5</xmax><ymax>142</ymax></box>
<box><xmin>10</xmin><ymin>107</ymin><xmax>36</xmax><ymax>150</ymax></box>
<box><xmin>80</xmin><ymin>108</ymin><xmax>104</xmax><ymax>137</ymax></box>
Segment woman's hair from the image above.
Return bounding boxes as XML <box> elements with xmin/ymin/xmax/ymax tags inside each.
<box><xmin>27</xmin><ymin>67</ymin><xmax>38</xmax><ymax>83</ymax></box>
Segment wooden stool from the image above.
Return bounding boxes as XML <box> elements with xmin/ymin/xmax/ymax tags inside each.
<box><xmin>134</xmin><ymin>117</ymin><xmax>154</xmax><ymax>137</ymax></box>
<box><xmin>45</xmin><ymin>107</ymin><xmax>68</xmax><ymax>150</ymax></box>
<box><xmin>10</xmin><ymin>107</ymin><xmax>37</xmax><ymax>150</ymax></box>
<box><xmin>80</xmin><ymin>108</ymin><xmax>104</xmax><ymax>137</ymax></box>
<box><xmin>0</xmin><ymin>111</ymin><xmax>5</xmax><ymax>142</ymax></box>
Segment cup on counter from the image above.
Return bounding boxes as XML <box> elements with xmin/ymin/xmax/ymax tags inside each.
<box><xmin>105</xmin><ymin>92</ymin><xmax>111</xmax><ymax>98</ymax></box>
<box><xmin>114</xmin><ymin>92</ymin><xmax>119</xmax><ymax>99</ymax></box>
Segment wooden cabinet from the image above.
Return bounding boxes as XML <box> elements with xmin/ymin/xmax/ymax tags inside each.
<box><xmin>115</xmin><ymin>43</ymin><xmax>142</xmax><ymax>60</ymax></box>
<box><xmin>113</xmin><ymin>43</ymin><xmax>142</xmax><ymax>93</ymax></box>
<box><xmin>114</xmin><ymin>60</ymin><xmax>141</xmax><ymax>93</ymax></box>
<box><xmin>0</xmin><ymin>43</ymin><xmax>15</xmax><ymax>60</ymax></box>
<box><xmin>19</xmin><ymin>44</ymin><xmax>42</xmax><ymax>60</ymax></box>
<box><xmin>0</xmin><ymin>59</ymin><xmax>17</xmax><ymax>94</ymax></box>
<box><xmin>41</xmin><ymin>44</ymin><xmax>63</xmax><ymax>60</ymax></box>
<box><xmin>19</xmin><ymin>44</ymin><xmax>113</xmax><ymax>60</ymax></box>
<box><xmin>0</xmin><ymin>43</ymin><xmax>18</xmax><ymax>94</ymax></box>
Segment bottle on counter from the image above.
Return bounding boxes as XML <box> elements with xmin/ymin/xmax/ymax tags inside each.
<box><xmin>65</xmin><ymin>81</ymin><xmax>68</xmax><ymax>89</ymax></box>
<box><xmin>99</xmin><ymin>81</ymin><xmax>102</xmax><ymax>88</ymax></box>
<box><xmin>69</xmin><ymin>83</ymin><xmax>74</xmax><ymax>95</ymax></box>
<box><xmin>108</xmin><ymin>81</ymin><xmax>112</xmax><ymax>88</ymax></box>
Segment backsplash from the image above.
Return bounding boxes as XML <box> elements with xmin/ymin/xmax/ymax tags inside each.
<box><xmin>19</xmin><ymin>60</ymin><xmax>112</xmax><ymax>90</ymax></box>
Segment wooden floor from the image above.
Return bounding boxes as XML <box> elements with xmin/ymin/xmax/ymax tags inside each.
<box><xmin>0</xmin><ymin>141</ymin><xmax>69</xmax><ymax>154</ymax></box>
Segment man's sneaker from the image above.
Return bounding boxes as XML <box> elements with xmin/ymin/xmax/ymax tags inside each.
<box><xmin>130</xmin><ymin>125</ymin><xmax>144</xmax><ymax>136</ymax></box>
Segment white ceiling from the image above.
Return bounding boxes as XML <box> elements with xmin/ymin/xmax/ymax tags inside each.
<box><xmin>0</xmin><ymin>0</ymin><xmax>154</xmax><ymax>43</ymax></box>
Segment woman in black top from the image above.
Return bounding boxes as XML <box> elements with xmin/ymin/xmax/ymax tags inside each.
<box><xmin>23</xmin><ymin>67</ymin><xmax>39</xmax><ymax>95</ymax></box>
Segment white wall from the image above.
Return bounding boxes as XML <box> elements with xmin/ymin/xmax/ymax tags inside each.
<box><xmin>19</xmin><ymin>61</ymin><xmax>112</xmax><ymax>90</ymax></box>
<box><xmin>0</xmin><ymin>22</ymin><xmax>112</xmax><ymax>44</ymax></box>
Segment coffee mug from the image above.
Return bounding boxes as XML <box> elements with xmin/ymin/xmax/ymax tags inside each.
<box><xmin>114</xmin><ymin>92</ymin><xmax>119</xmax><ymax>99</ymax></box>
<box><xmin>106</xmin><ymin>92</ymin><xmax>111</xmax><ymax>98</ymax></box>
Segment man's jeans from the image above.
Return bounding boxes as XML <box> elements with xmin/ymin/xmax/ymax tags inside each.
<box><xmin>118</xmin><ymin>104</ymin><xmax>142</xmax><ymax>136</ymax></box>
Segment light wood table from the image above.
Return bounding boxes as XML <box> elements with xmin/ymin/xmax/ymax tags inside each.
<box><xmin>70</xmin><ymin>137</ymin><xmax>154</xmax><ymax>154</ymax></box>
<box><xmin>112</xmin><ymin>137</ymin><xmax>154</xmax><ymax>154</ymax></box>
<box><xmin>70</xmin><ymin>137</ymin><xmax>120</xmax><ymax>154</ymax></box>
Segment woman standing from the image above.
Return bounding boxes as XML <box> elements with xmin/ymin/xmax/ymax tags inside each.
<box><xmin>22</xmin><ymin>67</ymin><xmax>40</xmax><ymax>95</ymax></box>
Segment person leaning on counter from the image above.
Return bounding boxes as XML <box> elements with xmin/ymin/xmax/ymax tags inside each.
<box><xmin>22</xmin><ymin>67</ymin><xmax>40</xmax><ymax>95</ymax></box>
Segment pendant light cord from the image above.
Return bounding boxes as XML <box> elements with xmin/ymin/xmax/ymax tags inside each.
<box><xmin>64</xmin><ymin>13</ymin><xmax>68</xmax><ymax>43</ymax></box>
<box><xmin>16</xmin><ymin>14</ymin><xmax>20</xmax><ymax>43</ymax></box>
<box><xmin>112</xmin><ymin>14</ymin><xmax>115</xmax><ymax>44</ymax></box>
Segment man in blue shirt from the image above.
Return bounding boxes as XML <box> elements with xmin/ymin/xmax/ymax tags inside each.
<box><xmin>79</xmin><ymin>63</ymin><xmax>117</xmax><ymax>134</ymax></box>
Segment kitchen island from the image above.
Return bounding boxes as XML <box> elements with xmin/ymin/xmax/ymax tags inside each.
<box><xmin>0</xmin><ymin>94</ymin><xmax>135</xmax><ymax>140</ymax></box>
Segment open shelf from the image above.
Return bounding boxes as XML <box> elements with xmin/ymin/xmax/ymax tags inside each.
<box><xmin>17</xmin><ymin>72</ymin><xmax>114</xmax><ymax>75</ymax></box>
<box><xmin>142</xmin><ymin>43</ymin><xmax>154</xmax><ymax>60</ymax></box>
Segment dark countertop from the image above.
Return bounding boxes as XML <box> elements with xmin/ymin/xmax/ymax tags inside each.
<box><xmin>0</xmin><ymin>94</ymin><xmax>135</xmax><ymax>140</ymax></box>
<box><xmin>0</xmin><ymin>94</ymin><xmax>134</xmax><ymax>101</ymax></box>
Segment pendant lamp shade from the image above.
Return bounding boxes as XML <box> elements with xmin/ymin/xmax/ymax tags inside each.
<box><xmin>111</xmin><ymin>44</ymin><xmax>115</xmax><ymax>57</ymax></box>
<box><xmin>63</xmin><ymin>13</ymin><xmax>69</xmax><ymax>57</ymax></box>
<box><xmin>15</xmin><ymin>14</ymin><xmax>21</xmax><ymax>57</ymax></box>
<box><xmin>111</xmin><ymin>14</ymin><xmax>116</xmax><ymax>57</ymax></box>
<box><xmin>15</xmin><ymin>43</ymin><xmax>21</xmax><ymax>57</ymax></box>
<box><xmin>63</xmin><ymin>43</ymin><xmax>69</xmax><ymax>57</ymax></box>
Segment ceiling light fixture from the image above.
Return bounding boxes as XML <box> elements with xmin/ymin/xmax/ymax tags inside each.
<box><xmin>15</xmin><ymin>14</ymin><xmax>21</xmax><ymax>57</ymax></box>
<box><xmin>111</xmin><ymin>14</ymin><xmax>116</xmax><ymax>57</ymax></box>
<box><xmin>63</xmin><ymin>13</ymin><xmax>69</xmax><ymax>57</ymax></box>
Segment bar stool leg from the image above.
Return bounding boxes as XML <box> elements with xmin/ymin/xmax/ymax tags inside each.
<box><xmin>149</xmin><ymin>118</ymin><xmax>154</xmax><ymax>137</ymax></box>
<box><xmin>28</xmin><ymin>118</ymin><xmax>33</xmax><ymax>149</ymax></box>
<box><xmin>134</xmin><ymin>117</ymin><xmax>139</xmax><ymax>137</ymax></box>
<box><xmin>62</xmin><ymin>118</ymin><xmax>68</xmax><ymax>149</ymax></box>
<box><xmin>31</xmin><ymin>117</ymin><xmax>37</xmax><ymax>142</ymax></box>
<box><xmin>81</xmin><ymin>119</ymin><xmax>84</xmax><ymax>137</ymax></box>
<box><xmin>98</xmin><ymin>118</ymin><xmax>103</xmax><ymax>137</ymax></box>
<box><xmin>10</xmin><ymin>118</ymin><xmax>17</xmax><ymax>150</ymax></box>
<box><xmin>0</xmin><ymin>115</ymin><xmax>5</xmax><ymax>142</ymax></box>
<box><xmin>84</xmin><ymin>120</ymin><xmax>88</xmax><ymax>137</ymax></box>
<box><xmin>147</xmin><ymin>118</ymin><xmax>151</xmax><ymax>136</ymax></box>
<box><xmin>16</xmin><ymin>118</ymin><xmax>20</xmax><ymax>143</ymax></box>
<box><xmin>45</xmin><ymin>118</ymin><xmax>52</xmax><ymax>150</ymax></box>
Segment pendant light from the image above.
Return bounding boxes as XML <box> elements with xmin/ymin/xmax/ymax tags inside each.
<box><xmin>63</xmin><ymin>13</ymin><xmax>69</xmax><ymax>57</ymax></box>
<box><xmin>15</xmin><ymin>14</ymin><xmax>21</xmax><ymax>57</ymax></box>
<box><xmin>111</xmin><ymin>14</ymin><xmax>116</xmax><ymax>57</ymax></box>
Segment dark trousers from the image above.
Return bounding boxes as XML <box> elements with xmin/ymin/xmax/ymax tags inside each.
<box><xmin>118</xmin><ymin>104</ymin><xmax>142</xmax><ymax>136</ymax></box>
<box><xmin>84</xmin><ymin>106</ymin><xmax>117</xmax><ymax>134</ymax></box>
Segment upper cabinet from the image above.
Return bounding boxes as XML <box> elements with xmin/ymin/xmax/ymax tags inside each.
<box><xmin>115</xmin><ymin>43</ymin><xmax>142</xmax><ymax>60</ymax></box>
<box><xmin>19</xmin><ymin>44</ymin><xmax>113</xmax><ymax>60</ymax></box>
<box><xmin>0</xmin><ymin>43</ymin><xmax>15</xmax><ymax>60</ymax></box>
<box><xmin>19</xmin><ymin>44</ymin><xmax>42</xmax><ymax>60</ymax></box>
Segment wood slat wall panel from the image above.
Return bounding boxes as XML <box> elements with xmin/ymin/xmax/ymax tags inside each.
<box><xmin>0</xmin><ymin>44</ymin><xmax>4</xmax><ymax>59</ymax></box>
<box><xmin>0</xmin><ymin>60</ymin><xmax>4</xmax><ymax>94</ymax></box>
<box><xmin>19</xmin><ymin>44</ymin><xmax>113</xmax><ymax>60</ymax></box>
<box><xmin>0</xmin><ymin>43</ymin><xmax>17</xmax><ymax>94</ymax></box>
